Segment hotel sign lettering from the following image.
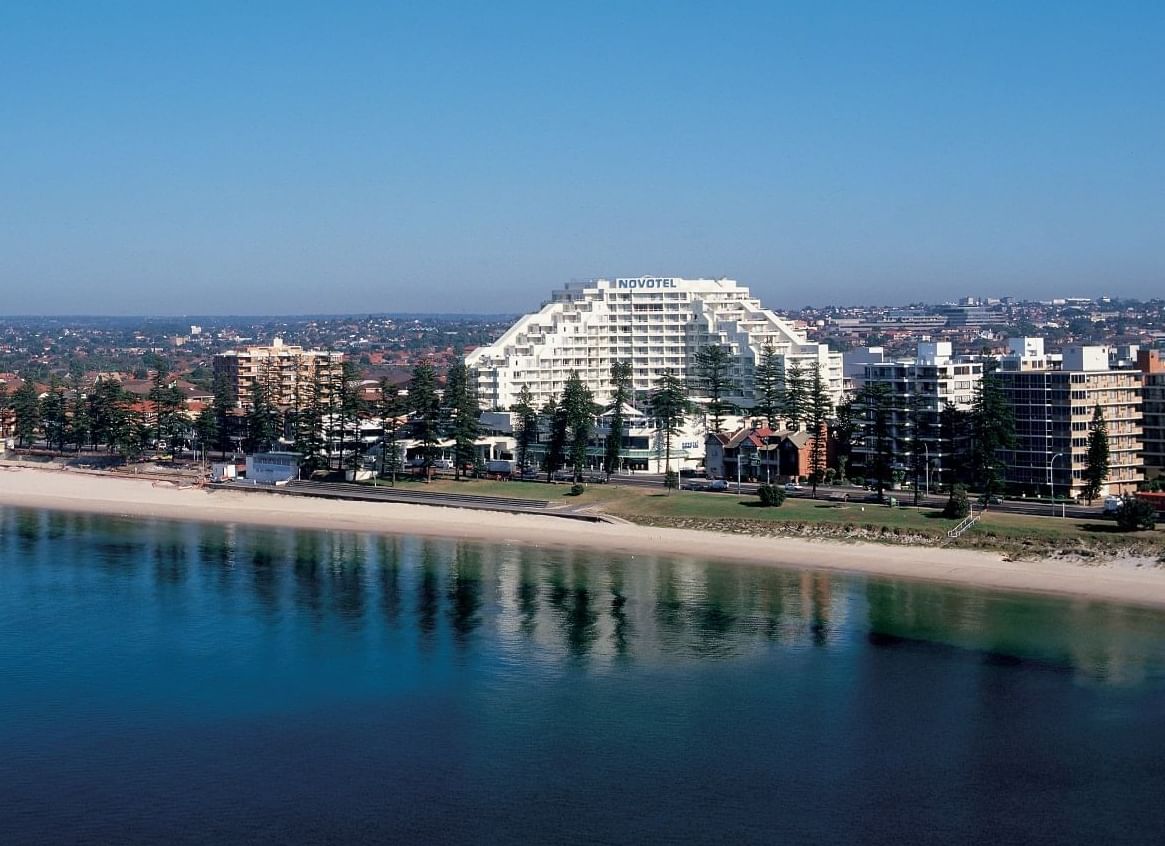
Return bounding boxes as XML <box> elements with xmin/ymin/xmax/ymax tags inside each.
<box><xmin>615</xmin><ymin>277</ymin><xmax>677</xmax><ymax>289</ymax></box>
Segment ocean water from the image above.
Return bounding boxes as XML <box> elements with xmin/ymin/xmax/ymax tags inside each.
<box><xmin>1</xmin><ymin>507</ymin><xmax>1164</xmax><ymax>845</ymax></box>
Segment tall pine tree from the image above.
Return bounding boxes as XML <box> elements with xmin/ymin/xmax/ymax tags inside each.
<box><xmin>444</xmin><ymin>359</ymin><xmax>480</xmax><ymax>480</ymax></box>
<box><xmin>968</xmin><ymin>362</ymin><xmax>1016</xmax><ymax>500</ymax></box>
<box><xmin>694</xmin><ymin>344</ymin><xmax>735</xmax><ymax>434</ymax></box>
<box><xmin>408</xmin><ymin>360</ymin><xmax>442</xmax><ymax>474</ymax></box>
<box><xmin>649</xmin><ymin>371</ymin><xmax>690</xmax><ymax>492</ymax></box>
<box><xmin>562</xmin><ymin>371</ymin><xmax>595</xmax><ymax>481</ymax></box>
<box><xmin>1082</xmin><ymin>404</ymin><xmax>1110</xmax><ymax>505</ymax></box>
<box><xmin>805</xmin><ymin>366</ymin><xmax>833</xmax><ymax>496</ymax></box>
<box><xmin>603</xmin><ymin>361</ymin><xmax>632</xmax><ymax>479</ymax></box>
<box><xmin>511</xmin><ymin>384</ymin><xmax>539</xmax><ymax>474</ymax></box>
<box><xmin>753</xmin><ymin>344</ymin><xmax>782</xmax><ymax>429</ymax></box>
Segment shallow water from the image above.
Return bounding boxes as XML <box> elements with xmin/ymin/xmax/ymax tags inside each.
<box><xmin>2</xmin><ymin>507</ymin><xmax>1164</xmax><ymax>844</ymax></box>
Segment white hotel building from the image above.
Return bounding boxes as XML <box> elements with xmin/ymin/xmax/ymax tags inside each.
<box><xmin>466</xmin><ymin>276</ymin><xmax>843</xmax><ymax>412</ymax></box>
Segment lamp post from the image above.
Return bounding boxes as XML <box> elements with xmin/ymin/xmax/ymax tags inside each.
<box><xmin>1050</xmin><ymin>452</ymin><xmax>1065</xmax><ymax>517</ymax></box>
<box><xmin>923</xmin><ymin>442</ymin><xmax>930</xmax><ymax>499</ymax></box>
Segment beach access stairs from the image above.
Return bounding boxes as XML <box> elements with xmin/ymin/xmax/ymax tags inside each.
<box><xmin>946</xmin><ymin>508</ymin><xmax>980</xmax><ymax>540</ymax></box>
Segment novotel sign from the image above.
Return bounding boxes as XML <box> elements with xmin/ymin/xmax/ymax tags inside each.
<box><xmin>615</xmin><ymin>277</ymin><xmax>677</xmax><ymax>289</ymax></box>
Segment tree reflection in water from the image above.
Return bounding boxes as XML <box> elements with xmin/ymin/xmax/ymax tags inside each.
<box><xmin>1</xmin><ymin>507</ymin><xmax>1162</xmax><ymax>683</ymax></box>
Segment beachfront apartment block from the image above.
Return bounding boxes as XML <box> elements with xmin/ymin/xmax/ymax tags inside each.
<box><xmin>212</xmin><ymin>338</ymin><xmax>344</xmax><ymax>411</ymax></box>
<box><xmin>847</xmin><ymin>342</ymin><xmax>984</xmax><ymax>491</ymax></box>
<box><xmin>998</xmin><ymin>338</ymin><xmax>1143</xmax><ymax>498</ymax></box>
<box><xmin>465</xmin><ymin>277</ymin><xmax>843</xmax><ymax>412</ymax></box>
<box><xmin>1138</xmin><ymin>349</ymin><xmax>1165</xmax><ymax>479</ymax></box>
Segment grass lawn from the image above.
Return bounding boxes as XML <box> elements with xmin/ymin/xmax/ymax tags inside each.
<box><xmin>361</xmin><ymin>476</ymin><xmax>1164</xmax><ymax>552</ymax></box>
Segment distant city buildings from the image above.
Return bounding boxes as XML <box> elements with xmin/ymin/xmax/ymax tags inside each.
<box><xmin>466</xmin><ymin>276</ymin><xmax>844</xmax><ymax>412</ymax></box>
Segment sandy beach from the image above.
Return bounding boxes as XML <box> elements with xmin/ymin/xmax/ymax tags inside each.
<box><xmin>2</xmin><ymin>464</ymin><xmax>1164</xmax><ymax>609</ymax></box>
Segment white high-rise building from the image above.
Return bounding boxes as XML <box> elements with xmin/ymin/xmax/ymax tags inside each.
<box><xmin>466</xmin><ymin>276</ymin><xmax>843</xmax><ymax>411</ymax></box>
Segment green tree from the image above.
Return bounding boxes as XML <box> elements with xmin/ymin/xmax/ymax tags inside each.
<box><xmin>211</xmin><ymin>371</ymin><xmax>236</xmax><ymax>457</ymax></box>
<box><xmin>753</xmin><ymin>343</ymin><xmax>783</xmax><ymax>429</ymax></box>
<box><xmin>832</xmin><ymin>397</ymin><xmax>856</xmax><ymax>483</ymax></box>
<box><xmin>244</xmin><ymin>375</ymin><xmax>279</xmax><ymax>454</ymax></box>
<box><xmin>855</xmin><ymin>382</ymin><xmax>893</xmax><ymax>501</ymax></box>
<box><xmin>906</xmin><ymin>392</ymin><xmax>933</xmax><ymax>506</ymax></box>
<box><xmin>511</xmin><ymin>384</ymin><xmax>539</xmax><ymax>474</ymax></box>
<box><xmin>1116</xmin><ymin>495</ymin><xmax>1156</xmax><ymax>531</ymax></box>
<box><xmin>115</xmin><ymin>410</ymin><xmax>151</xmax><ymax>463</ymax></box>
<box><xmin>968</xmin><ymin>363</ymin><xmax>1016</xmax><ymax>499</ymax></box>
<box><xmin>40</xmin><ymin>378</ymin><xmax>68</xmax><ymax>452</ymax></box>
<box><xmin>291</xmin><ymin>369</ymin><xmax>326</xmax><ymax>475</ymax></box>
<box><xmin>12</xmin><ymin>380</ymin><xmax>41</xmax><ymax>448</ymax></box>
<box><xmin>562</xmin><ymin>371</ymin><xmax>595</xmax><ymax>480</ymax></box>
<box><xmin>88</xmin><ymin>378</ymin><xmax>126</xmax><ymax>452</ymax></box>
<box><xmin>67</xmin><ymin>378</ymin><xmax>91</xmax><ymax>452</ymax></box>
<box><xmin>0</xmin><ymin>382</ymin><xmax>9</xmax><ymax>440</ymax></box>
<box><xmin>805</xmin><ymin>366</ymin><xmax>833</xmax><ymax>496</ymax></box>
<box><xmin>444</xmin><ymin>359</ymin><xmax>480</xmax><ymax>480</ymax></box>
<box><xmin>938</xmin><ymin>401</ymin><xmax>969</xmax><ymax>493</ymax></box>
<box><xmin>943</xmin><ymin>483</ymin><xmax>971</xmax><ymax>519</ymax></box>
<box><xmin>1082</xmin><ymin>404</ymin><xmax>1110</xmax><ymax>505</ymax></box>
<box><xmin>334</xmin><ymin>360</ymin><xmax>365</xmax><ymax>474</ymax></box>
<box><xmin>757</xmin><ymin>484</ymin><xmax>786</xmax><ymax>507</ymax></box>
<box><xmin>782</xmin><ymin>360</ymin><xmax>807</xmax><ymax>431</ymax></box>
<box><xmin>194</xmin><ymin>406</ymin><xmax>219</xmax><ymax>463</ymax></box>
<box><xmin>377</xmin><ymin>380</ymin><xmax>406</xmax><ymax>485</ymax></box>
<box><xmin>649</xmin><ymin>371</ymin><xmax>690</xmax><ymax>493</ymax></box>
<box><xmin>541</xmin><ymin>396</ymin><xmax>568</xmax><ymax>481</ymax></box>
<box><xmin>603</xmin><ymin>361</ymin><xmax>632</xmax><ymax>479</ymax></box>
<box><xmin>694</xmin><ymin>344</ymin><xmax>735</xmax><ymax>433</ymax></box>
<box><xmin>408</xmin><ymin>360</ymin><xmax>442</xmax><ymax>473</ymax></box>
<box><xmin>149</xmin><ymin>364</ymin><xmax>185</xmax><ymax>454</ymax></box>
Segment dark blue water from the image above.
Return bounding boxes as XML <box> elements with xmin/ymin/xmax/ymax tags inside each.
<box><xmin>2</xmin><ymin>507</ymin><xmax>1165</xmax><ymax>845</ymax></box>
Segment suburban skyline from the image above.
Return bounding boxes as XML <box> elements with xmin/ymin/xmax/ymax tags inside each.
<box><xmin>2</xmin><ymin>1</ymin><xmax>1162</xmax><ymax>315</ymax></box>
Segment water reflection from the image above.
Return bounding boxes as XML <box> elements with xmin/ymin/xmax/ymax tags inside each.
<box><xmin>2</xmin><ymin>506</ymin><xmax>1164</xmax><ymax>684</ymax></box>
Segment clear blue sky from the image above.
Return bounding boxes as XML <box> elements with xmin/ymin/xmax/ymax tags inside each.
<box><xmin>1</xmin><ymin>1</ymin><xmax>1161</xmax><ymax>314</ymax></box>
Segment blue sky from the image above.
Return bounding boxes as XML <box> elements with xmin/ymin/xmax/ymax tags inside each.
<box><xmin>1</xmin><ymin>1</ymin><xmax>1161</xmax><ymax>314</ymax></box>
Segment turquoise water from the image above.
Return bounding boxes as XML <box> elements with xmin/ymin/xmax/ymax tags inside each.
<box><xmin>2</xmin><ymin>507</ymin><xmax>1164</xmax><ymax>844</ymax></box>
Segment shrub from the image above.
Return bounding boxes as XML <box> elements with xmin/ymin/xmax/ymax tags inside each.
<box><xmin>664</xmin><ymin>470</ymin><xmax>679</xmax><ymax>490</ymax></box>
<box><xmin>943</xmin><ymin>484</ymin><xmax>970</xmax><ymax>519</ymax></box>
<box><xmin>569</xmin><ymin>483</ymin><xmax>586</xmax><ymax>497</ymax></box>
<box><xmin>1116</xmin><ymin>495</ymin><xmax>1157</xmax><ymax>531</ymax></box>
<box><xmin>757</xmin><ymin>484</ymin><xmax>786</xmax><ymax>507</ymax></box>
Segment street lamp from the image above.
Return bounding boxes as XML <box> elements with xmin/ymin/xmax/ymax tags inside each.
<box><xmin>923</xmin><ymin>442</ymin><xmax>930</xmax><ymax>499</ymax></box>
<box><xmin>1050</xmin><ymin>452</ymin><xmax>1065</xmax><ymax>517</ymax></box>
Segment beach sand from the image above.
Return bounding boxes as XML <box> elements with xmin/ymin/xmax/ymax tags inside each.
<box><xmin>2</xmin><ymin>464</ymin><xmax>1164</xmax><ymax>608</ymax></box>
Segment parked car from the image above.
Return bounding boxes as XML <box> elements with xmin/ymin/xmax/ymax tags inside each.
<box><xmin>784</xmin><ymin>482</ymin><xmax>804</xmax><ymax>492</ymax></box>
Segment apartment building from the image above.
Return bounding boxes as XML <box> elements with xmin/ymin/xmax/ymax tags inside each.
<box><xmin>998</xmin><ymin>339</ymin><xmax>1143</xmax><ymax>498</ymax></box>
<box><xmin>465</xmin><ymin>277</ymin><xmax>843</xmax><ymax>412</ymax></box>
<box><xmin>212</xmin><ymin>338</ymin><xmax>344</xmax><ymax>411</ymax></box>
<box><xmin>1138</xmin><ymin>349</ymin><xmax>1165</xmax><ymax>478</ymax></box>
<box><xmin>850</xmin><ymin>342</ymin><xmax>983</xmax><ymax>491</ymax></box>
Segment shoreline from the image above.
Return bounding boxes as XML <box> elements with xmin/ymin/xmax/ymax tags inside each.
<box><xmin>2</xmin><ymin>465</ymin><xmax>1165</xmax><ymax>609</ymax></box>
